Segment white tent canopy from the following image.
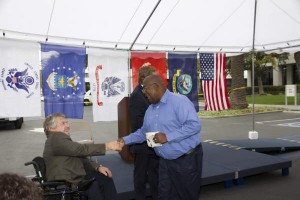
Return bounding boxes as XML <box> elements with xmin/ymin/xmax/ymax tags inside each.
<box><xmin>1</xmin><ymin>0</ymin><xmax>300</xmax><ymax>53</ymax></box>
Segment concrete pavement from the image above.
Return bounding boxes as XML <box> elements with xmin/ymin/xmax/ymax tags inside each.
<box><xmin>0</xmin><ymin>106</ymin><xmax>300</xmax><ymax>199</ymax></box>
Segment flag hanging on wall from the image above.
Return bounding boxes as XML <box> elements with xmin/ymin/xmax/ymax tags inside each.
<box><xmin>0</xmin><ymin>39</ymin><xmax>41</xmax><ymax>117</ymax></box>
<box><xmin>41</xmin><ymin>44</ymin><xmax>86</xmax><ymax>119</ymax></box>
<box><xmin>131</xmin><ymin>52</ymin><xmax>167</xmax><ymax>88</ymax></box>
<box><xmin>168</xmin><ymin>53</ymin><xmax>199</xmax><ymax>111</ymax></box>
<box><xmin>200</xmin><ymin>53</ymin><xmax>230</xmax><ymax>111</ymax></box>
<box><xmin>87</xmin><ymin>48</ymin><xmax>129</xmax><ymax>122</ymax></box>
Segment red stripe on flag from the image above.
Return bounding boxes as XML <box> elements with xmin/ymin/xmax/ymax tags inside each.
<box><xmin>201</xmin><ymin>53</ymin><xmax>230</xmax><ymax>111</ymax></box>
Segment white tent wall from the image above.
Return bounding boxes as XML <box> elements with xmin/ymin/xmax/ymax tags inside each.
<box><xmin>1</xmin><ymin>0</ymin><xmax>300</xmax><ymax>53</ymax></box>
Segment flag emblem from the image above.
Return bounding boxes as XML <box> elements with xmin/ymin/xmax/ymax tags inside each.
<box><xmin>176</xmin><ymin>74</ymin><xmax>192</xmax><ymax>95</ymax></box>
<box><xmin>3</xmin><ymin>62</ymin><xmax>39</xmax><ymax>97</ymax></box>
<box><xmin>101</xmin><ymin>76</ymin><xmax>125</xmax><ymax>97</ymax></box>
<box><xmin>46</xmin><ymin>71</ymin><xmax>80</xmax><ymax>91</ymax></box>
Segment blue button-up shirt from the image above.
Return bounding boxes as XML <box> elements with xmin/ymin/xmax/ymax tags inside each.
<box><xmin>123</xmin><ymin>89</ymin><xmax>201</xmax><ymax>160</ymax></box>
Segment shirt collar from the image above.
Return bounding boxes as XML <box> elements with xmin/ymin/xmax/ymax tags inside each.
<box><xmin>160</xmin><ymin>89</ymin><xmax>170</xmax><ymax>104</ymax></box>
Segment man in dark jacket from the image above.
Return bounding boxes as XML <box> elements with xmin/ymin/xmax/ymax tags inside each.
<box><xmin>43</xmin><ymin>113</ymin><xmax>121</xmax><ymax>200</ymax></box>
<box><xmin>129</xmin><ymin>65</ymin><xmax>159</xmax><ymax>200</ymax></box>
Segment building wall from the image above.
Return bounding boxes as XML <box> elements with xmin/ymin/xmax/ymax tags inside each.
<box><xmin>244</xmin><ymin>53</ymin><xmax>299</xmax><ymax>87</ymax></box>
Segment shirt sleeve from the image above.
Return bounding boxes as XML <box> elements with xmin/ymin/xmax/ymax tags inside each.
<box><xmin>165</xmin><ymin>95</ymin><xmax>201</xmax><ymax>143</ymax></box>
<box><xmin>52</xmin><ymin>133</ymin><xmax>106</xmax><ymax>157</ymax></box>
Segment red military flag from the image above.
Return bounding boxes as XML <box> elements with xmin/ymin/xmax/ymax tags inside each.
<box><xmin>131</xmin><ymin>52</ymin><xmax>167</xmax><ymax>88</ymax></box>
<box><xmin>200</xmin><ymin>53</ymin><xmax>230</xmax><ymax>111</ymax></box>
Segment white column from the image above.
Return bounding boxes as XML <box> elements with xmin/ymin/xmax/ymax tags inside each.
<box><xmin>246</xmin><ymin>70</ymin><xmax>251</xmax><ymax>87</ymax></box>
<box><xmin>286</xmin><ymin>65</ymin><xmax>293</xmax><ymax>84</ymax></box>
<box><xmin>273</xmin><ymin>64</ymin><xmax>282</xmax><ymax>86</ymax></box>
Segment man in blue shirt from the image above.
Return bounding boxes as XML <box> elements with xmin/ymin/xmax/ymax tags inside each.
<box><xmin>119</xmin><ymin>74</ymin><xmax>203</xmax><ymax>200</ymax></box>
<box><xmin>129</xmin><ymin>65</ymin><xmax>159</xmax><ymax>200</ymax></box>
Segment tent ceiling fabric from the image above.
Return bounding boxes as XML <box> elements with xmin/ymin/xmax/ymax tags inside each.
<box><xmin>1</xmin><ymin>0</ymin><xmax>300</xmax><ymax>53</ymax></box>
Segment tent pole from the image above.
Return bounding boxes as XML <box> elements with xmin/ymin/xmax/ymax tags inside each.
<box><xmin>129</xmin><ymin>0</ymin><xmax>162</xmax><ymax>51</ymax></box>
<box><xmin>249</xmin><ymin>0</ymin><xmax>258</xmax><ymax>139</ymax></box>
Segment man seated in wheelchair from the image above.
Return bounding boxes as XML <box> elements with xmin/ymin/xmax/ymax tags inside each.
<box><xmin>43</xmin><ymin>113</ymin><xmax>121</xmax><ymax>200</ymax></box>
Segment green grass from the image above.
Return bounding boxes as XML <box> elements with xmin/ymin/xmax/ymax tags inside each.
<box><xmin>197</xmin><ymin>93</ymin><xmax>299</xmax><ymax>117</ymax></box>
<box><xmin>198</xmin><ymin>106</ymin><xmax>284</xmax><ymax>117</ymax></box>
<box><xmin>246</xmin><ymin>94</ymin><xmax>300</xmax><ymax>105</ymax></box>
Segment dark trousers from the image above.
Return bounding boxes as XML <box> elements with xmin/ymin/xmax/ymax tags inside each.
<box><xmin>134</xmin><ymin>153</ymin><xmax>159</xmax><ymax>200</ymax></box>
<box><xmin>84</xmin><ymin>171</ymin><xmax>118</xmax><ymax>200</ymax></box>
<box><xmin>158</xmin><ymin>144</ymin><xmax>203</xmax><ymax>200</ymax></box>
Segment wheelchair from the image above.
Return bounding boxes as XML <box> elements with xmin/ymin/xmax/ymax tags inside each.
<box><xmin>25</xmin><ymin>156</ymin><xmax>94</xmax><ymax>200</ymax></box>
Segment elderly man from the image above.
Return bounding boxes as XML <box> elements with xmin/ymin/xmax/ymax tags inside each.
<box><xmin>43</xmin><ymin>113</ymin><xmax>121</xmax><ymax>200</ymax></box>
<box><xmin>119</xmin><ymin>74</ymin><xmax>203</xmax><ymax>200</ymax></box>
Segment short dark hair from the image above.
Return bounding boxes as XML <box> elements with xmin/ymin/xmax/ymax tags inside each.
<box><xmin>0</xmin><ymin>173</ymin><xmax>43</xmax><ymax>200</ymax></box>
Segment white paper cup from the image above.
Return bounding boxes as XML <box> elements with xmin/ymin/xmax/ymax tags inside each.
<box><xmin>146</xmin><ymin>131</ymin><xmax>162</xmax><ymax>147</ymax></box>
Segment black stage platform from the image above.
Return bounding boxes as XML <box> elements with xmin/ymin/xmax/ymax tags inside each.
<box><xmin>95</xmin><ymin>141</ymin><xmax>293</xmax><ymax>200</ymax></box>
<box><xmin>204</xmin><ymin>138</ymin><xmax>300</xmax><ymax>153</ymax></box>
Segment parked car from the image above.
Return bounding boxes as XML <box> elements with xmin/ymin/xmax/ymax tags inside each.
<box><xmin>84</xmin><ymin>90</ymin><xmax>92</xmax><ymax>106</ymax></box>
<box><xmin>0</xmin><ymin>117</ymin><xmax>24</xmax><ymax>129</ymax></box>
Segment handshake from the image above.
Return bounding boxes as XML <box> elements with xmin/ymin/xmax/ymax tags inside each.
<box><xmin>105</xmin><ymin>132</ymin><xmax>167</xmax><ymax>151</ymax></box>
<box><xmin>105</xmin><ymin>139</ymin><xmax>125</xmax><ymax>152</ymax></box>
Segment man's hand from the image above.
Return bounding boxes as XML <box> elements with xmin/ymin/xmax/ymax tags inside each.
<box><xmin>117</xmin><ymin>138</ymin><xmax>125</xmax><ymax>149</ymax></box>
<box><xmin>97</xmin><ymin>165</ymin><xmax>112</xmax><ymax>177</ymax></box>
<box><xmin>105</xmin><ymin>140</ymin><xmax>122</xmax><ymax>151</ymax></box>
<box><xmin>153</xmin><ymin>132</ymin><xmax>167</xmax><ymax>144</ymax></box>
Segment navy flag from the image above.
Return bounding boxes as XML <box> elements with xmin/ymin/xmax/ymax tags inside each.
<box><xmin>41</xmin><ymin>44</ymin><xmax>86</xmax><ymax>119</ymax></box>
<box><xmin>168</xmin><ymin>53</ymin><xmax>199</xmax><ymax>112</ymax></box>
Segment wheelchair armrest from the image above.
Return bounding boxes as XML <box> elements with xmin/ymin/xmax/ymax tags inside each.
<box><xmin>25</xmin><ymin>161</ymin><xmax>34</xmax><ymax>166</ymax></box>
<box><xmin>42</xmin><ymin>180</ymin><xmax>67</xmax><ymax>187</ymax></box>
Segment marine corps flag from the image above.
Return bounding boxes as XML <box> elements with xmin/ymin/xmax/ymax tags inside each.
<box><xmin>87</xmin><ymin>48</ymin><xmax>129</xmax><ymax>122</ymax></box>
<box><xmin>41</xmin><ymin>44</ymin><xmax>86</xmax><ymax>119</ymax></box>
<box><xmin>168</xmin><ymin>53</ymin><xmax>199</xmax><ymax>112</ymax></box>
<box><xmin>0</xmin><ymin>39</ymin><xmax>41</xmax><ymax>117</ymax></box>
<box><xmin>131</xmin><ymin>52</ymin><xmax>167</xmax><ymax>88</ymax></box>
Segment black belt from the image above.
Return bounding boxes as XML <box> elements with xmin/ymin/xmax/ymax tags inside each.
<box><xmin>179</xmin><ymin>143</ymin><xmax>202</xmax><ymax>158</ymax></box>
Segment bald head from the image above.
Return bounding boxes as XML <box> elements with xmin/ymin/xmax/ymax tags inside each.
<box><xmin>142</xmin><ymin>74</ymin><xmax>166</xmax><ymax>104</ymax></box>
<box><xmin>144</xmin><ymin>74</ymin><xmax>165</xmax><ymax>87</ymax></box>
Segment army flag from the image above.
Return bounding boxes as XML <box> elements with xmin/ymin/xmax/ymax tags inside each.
<box><xmin>168</xmin><ymin>53</ymin><xmax>199</xmax><ymax>112</ymax></box>
<box><xmin>41</xmin><ymin>44</ymin><xmax>86</xmax><ymax>119</ymax></box>
<box><xmin>87</xmin><ymin>48</ymin><xmax>129</xmax><ymax>122</ymax></box>
<box><xmin>0</xmin><ymin>39</ymin><xmax>41</xmax><ymax>117</ymax></box>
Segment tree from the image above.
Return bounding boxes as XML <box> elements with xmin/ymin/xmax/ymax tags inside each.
<box><xmin>244</xmin><ymin>52</ymin><xmax>289</xmax><ymax>95</ymax></box>
<box><xmin>294</xmin><ymin>51</ymin><xmax>300</xmax><ymax>81</ymax></box>
<box><xmin>229</xmin><ymin>54</ymin><xmax>248</xmax><ymax>109</ymax></box>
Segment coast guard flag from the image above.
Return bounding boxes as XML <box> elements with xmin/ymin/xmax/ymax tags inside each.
<box><xmin>200</xmin><ymin>53</ymin><xmax>230</xmax><ymax>111</ymax></box>
<box><xmin>168</xmin><ymin>53</ymin><xmax>199</xmax><ymax>112</ymax></box>
<box><xmin>41</xmin><ymin>44</ymin><xmax>86</xmax><ymax>119</ymax></box>
<box><xmin>131</xmin><ymin>52</ymin><xmax>168</xmax><ymax>88</ymax></box>
<box><xmin>87</xmin><ymin>48</ymin><xmax>129</xmax><ymax>122</ymax></box>
<box><xmin>0</xmin><ymin>39</ymin><xmax>41</xmax><ymax>117</ymax></box>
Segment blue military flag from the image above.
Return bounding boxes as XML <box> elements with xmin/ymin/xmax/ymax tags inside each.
<box><xmin>168</xmin><ymin>53</ymin><xmax>199</xmax><ymax>112</ymax></box>
<box><xmin>41</xmin><ymin>44</ymin><xmax>86</xmax><ymax>119</ymax></box>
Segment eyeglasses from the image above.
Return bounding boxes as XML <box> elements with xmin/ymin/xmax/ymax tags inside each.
<box><xmin>142</xmin><ymin>83</ymin><xmax>156</xmax><ymax>92</ymax></box>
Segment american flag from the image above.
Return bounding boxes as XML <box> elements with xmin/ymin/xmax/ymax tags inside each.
<box><xmin>200</xmin><ymin>53</ymin><xmax>230</xmax><ymax>111</ymax></box>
